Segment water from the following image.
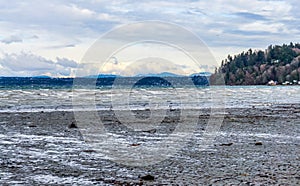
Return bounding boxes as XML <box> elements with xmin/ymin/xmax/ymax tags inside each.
<box><xmin>0</xmin><ymin>84</ymin><xmax>299</xmax><ymax>113</ymax></box>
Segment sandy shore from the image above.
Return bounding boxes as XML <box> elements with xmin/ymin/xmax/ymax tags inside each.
<box><xmin>0</xmin><ymin>106</ymin><xmax>299</xmax><ymax>185</ymax></box>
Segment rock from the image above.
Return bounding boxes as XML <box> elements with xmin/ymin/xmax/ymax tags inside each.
<box><xmin>68</xmin><ymin>121</ymin><xmax>78</xmax><ymax>128</ymax></box>
<box><xmin>142</xmin><ymin>129</ymin><xmax>156</xmax><ymax>134</ymax></box>
<box><xmin>140</xmin><ymin>174</ymin><xmax>154</xmax><ymax>181</ymax></box>
<box><xmin>255</xmin><ymin>142</ymin><xmax>263</xmax><ymax>146</ymax></box>
<box><xmin>257</xmin><ymin>174</ymin><xmax>268</xmax><ymax>178</ymax></box>
<box><xmin>220</xmin><ymin>143</ymin><xmax>233</xmax><ymax>146</ymax></box>
<box><xmin>130</xmin><ymin>143</ymin><xmax>141</xmax><ymax>147</ymax></box>
<box><xmin>82</xmin><ymin>149</ymin><xmax>96</xmax><ymax>153</ymax></box>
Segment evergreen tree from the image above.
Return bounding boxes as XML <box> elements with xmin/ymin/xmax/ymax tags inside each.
<box><xmin>212</xmin><ymin>42</ymin><xmax>300</xmax><ymax>85</ymax></box>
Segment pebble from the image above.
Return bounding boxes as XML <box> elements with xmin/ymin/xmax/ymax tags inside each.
<box><xmin>220</xmin><ymin>143</ymin><xmax>233</xmax><ymax>146</ymax></box>
<box><xmin>140</xmin><ymin>175</ymin><xmax>155</xmax><ymax>181</ymax></box>
<box><xmin>255</xmin><ymin>142</ymin><xmax>263</xmax><ymax>146</ymax></box>
<box><xmin>68</xmin><ymin>121</ymin><xmax>78</xmax><ymax>128</ymax></box>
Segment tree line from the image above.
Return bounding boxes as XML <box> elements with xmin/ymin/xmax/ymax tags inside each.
<box><xmin>210</xmin><ymin>42</ymin><xmax>300</xmax><ymax>85</ymax></box>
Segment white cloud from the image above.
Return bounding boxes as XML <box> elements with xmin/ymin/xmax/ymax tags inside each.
<box><xmin>66</xmin><ymin>4</ymin><xmax>96</xmax><ymax>18</ymax></box>
<box><xmin>239</xmin><ymin>22</ymin><xmax>286</xmax><ymax>34</ymax></box>
<box><xmin>1</xmin><ymin>35</ymin><xmax>23</xmax><ymax>44</ymax></box>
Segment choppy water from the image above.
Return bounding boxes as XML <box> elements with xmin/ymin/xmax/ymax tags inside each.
<box><xmin>0</xmin><ymin>86</ymin><xmax>300</xmax><ymax>113</ymax></box>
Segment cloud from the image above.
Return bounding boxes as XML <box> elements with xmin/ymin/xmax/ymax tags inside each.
<box><xmin>0</xmin><ymin>52</ymin><xmax>78</xmax><ymax>77</ymax></box>
<box><xmin>234</xmin><ymin>12</ymin><xmax>268</xmax><ymax>21</ymax></box>
<box><xmin>109</xmin><ymin>57</ymin><xmax>119</xmax><ymax>65</ymax></box>
<box><xmin>30</xmin><ymin>35</ymin><xmax>39</xmax><ymax>39</ymax></box>
<box><xmin>56</xmin><ymin>57</ymin><xmax>78</xmax><ymax>68</ymax></box>
<box><xmin>45</xmin><ymin>44</ymin><xmax>77</xmax><ymax>49</ymax></box>
<box><xmin>1</xmin><ymin>35</ymin><xmax>23</xmax><ymax>44</ymax></box>
<box><xmin>104</xmin><ymin>57</ymin><xmax>188</xmax><ymax>76</ymax></box>
<box><xmin>0</xmin><ymin>0</ymin><xmax>299</xmax><ymax>76</ymax></box>
<box><xmin>0</xmin><ymin>1</ymin><xmax>297</xmax><ymax>43</ymax></box>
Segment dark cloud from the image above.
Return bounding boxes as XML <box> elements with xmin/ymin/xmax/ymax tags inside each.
<box><xmin>56</xmin><ymin>57</ymin><xmax>78</xmax><ymax>68</ymax></box>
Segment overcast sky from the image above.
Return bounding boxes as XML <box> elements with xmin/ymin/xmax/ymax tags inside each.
<box><xmin>0</xmin><ymin>0</ymin><xmax>299</xmax><ymax>76</ymax></box>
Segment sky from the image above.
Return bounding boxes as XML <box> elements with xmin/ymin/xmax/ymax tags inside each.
<box><xmin>0</xmin><ymin>0</ymin><xmax>299</xmax><ymax>77</ymax></box>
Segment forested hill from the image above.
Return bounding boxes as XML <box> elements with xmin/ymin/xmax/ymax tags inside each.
<box><xmin>210</xmin><ymin>43</ymin><xmax>300</xmax><ymax>85</ymax></box>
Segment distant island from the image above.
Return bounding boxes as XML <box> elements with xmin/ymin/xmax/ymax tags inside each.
<box><xmin>210</xmin><ymin>42</ymin><xmax>300</xmax><ymax>85</ymax></box>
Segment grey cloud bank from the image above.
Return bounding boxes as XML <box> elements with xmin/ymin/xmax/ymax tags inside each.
<box><xmin>0</xmin><ymin>53</ymin><xmax>77</xmax><ymax>77</ymax></box>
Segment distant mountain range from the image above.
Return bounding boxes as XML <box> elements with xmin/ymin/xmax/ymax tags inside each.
<box><xmin>84</xmin><ymin>72</ymin><xmax>211</xmax><ymax>78</ymax></box>
<box><xmin>84</xmin><ymin>74</ymin><xmax>120</xmax><ymax>78</ymax></box>
<box><xmin>32</xmin><ymin>75</ymin><xmax>52</xmax><ymax>79</ymax></box>
<box><xmin>0</xmin><ymin>72</ymin><xmax>212</xmax><ymax>79</ymax></box>
<box><xmin>190</xmin><ymin>72</ymin><xmax>212</xmax><ymax>77</ymax></box>
<box><xmin>135</xmin><ymin>72</ymin><xmax>183</xmax><ymax>77</ymax></box>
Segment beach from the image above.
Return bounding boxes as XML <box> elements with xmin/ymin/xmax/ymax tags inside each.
<box><xmin>2</xmin><ymin>0</ymin><xmax>300</xmax><ymax>185</ymax></box>
<box><xmin>0</xmin><ymin>105</ymin><xmax>299</xmax><ymax>185</ymax></box>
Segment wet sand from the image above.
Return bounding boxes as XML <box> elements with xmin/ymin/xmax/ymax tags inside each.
<box><xmin>0</xmin><ymin>106</ymin><xmax>299</xmax><ymax>185</ymax></box>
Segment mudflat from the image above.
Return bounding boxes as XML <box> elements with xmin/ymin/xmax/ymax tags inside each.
<box><xmin>0</xmin><ymin>106</ymin><xmax>299</xmax><ymax>185</ymax></box>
